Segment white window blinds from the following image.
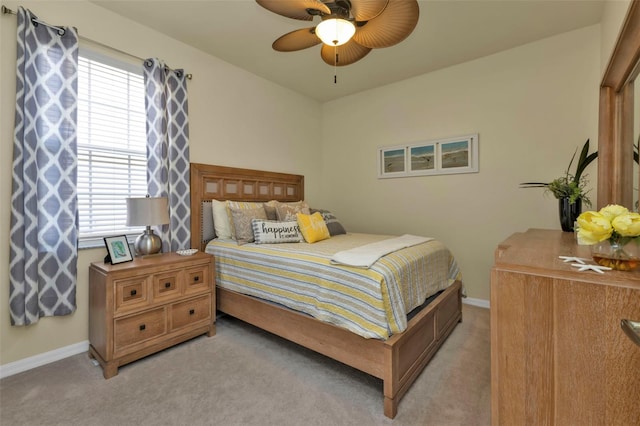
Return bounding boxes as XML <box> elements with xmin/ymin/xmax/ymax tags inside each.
<box><xmin>77</xmin><ymin>50</ymin><xmax>147</xmax><ymax>247</ymax></box>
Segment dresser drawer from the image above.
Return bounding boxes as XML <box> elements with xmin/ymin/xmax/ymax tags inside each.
<box><xmin>152</xmin><ymin>270</ymin><xmax>181</xmax><ymax>302</ymax></box>
<box><xmin>114</xmin><ymin>276</ymin><xmax>149</xmax><ymax>314</ymax></box>
<box><xmin>184</xmin><ymin>265</ymin><xmax>210</xmax><ymax>295</ymax></box>
<box><xmin>170</xmin><ymin>295</ymin><xmax>211</xmax><ymax>331</ymax></box>
<box><xmin>114</xmin><ymin>307</ymin><xmax>166</xmax><ymax>352</ymax></box>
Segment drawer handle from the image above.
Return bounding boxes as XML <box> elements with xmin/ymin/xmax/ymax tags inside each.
<box><xmin>194</xmin><ymin>276</ymin><xmax>200</xmax><ymax>282</ymax></box>
<box><xmin>164</xmin><ymin>282</ymin><xmax>171</xmax><ymax>289</ymax></box>
<box><xmin>189</xmin><ymin>309</ymin><xmax>195</xmax><ymax>315</ymax></box>
<box><xmin>621</xmin><ymin>319</ymin><xmax>640</xmax><ymax>347</ymax></box>
<box><xmin>139</xmin><ymin>324</ymin><xmax>146</xmax><ymax>331</ymax></box>
<box><xmin>130</xmin><ymin>289</ymin><xmax>137</xmax><ymax>296</ymax></box>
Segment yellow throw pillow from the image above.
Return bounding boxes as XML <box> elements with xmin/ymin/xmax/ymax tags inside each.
<box><xmin>297</xmin><ymin>212</ymin><xmax>330</xmax><ymax>243</ymax></box>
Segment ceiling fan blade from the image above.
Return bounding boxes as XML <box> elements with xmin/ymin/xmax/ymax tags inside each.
<box><xmin>273</xmin><ymin>28</ymin><xmax>321</xmax><ymax>51</ymax></box>
<box><xmin>256</xmin><ymin>0</ymin><xmax>330</xmax><ymax>21</ymax></box>
<box><xmin>349</xmin><ymin>0</ymin><xmax>388</xmax><ymax>22</ymax></box>
<box><xmin>352</xmin><ymin>0</ymin><xmax>419</xmax><ymax>48</ymax></box>
<box><xmin>320</xmin><ymin>41</ymin><xmax>372</xmax><ymax>66</ymax></box>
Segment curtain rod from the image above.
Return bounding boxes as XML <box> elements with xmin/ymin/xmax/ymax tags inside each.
<box><xmin>1</xmin><ymin>5</ymin><xmax>192</xmax><ymax>80</ymax></box>
<box><xmin>2</xmin><ymin>4</ymin><xmax>65</xmax><ymax>34</ymax></box>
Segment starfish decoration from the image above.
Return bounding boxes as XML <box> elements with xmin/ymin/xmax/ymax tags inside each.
<box><xmin>570</xmin><ymin>263</ymin><xmax>612</xmax><ymax>274</ymax></box>
<box><xmin>559</xmin><ymin>256</ymin><xmax>590</xmax><ymax>264</ymax></box>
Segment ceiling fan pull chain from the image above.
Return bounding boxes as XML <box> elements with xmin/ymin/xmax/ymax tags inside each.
<box><xmin>334</xmin><ymin>48</ymin><xmax>338</xmax><ymax>84</ymax></box>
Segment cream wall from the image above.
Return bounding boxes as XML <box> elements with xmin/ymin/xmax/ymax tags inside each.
<box><xmin>318</xmin><ymin>25</ymin><xmax>602</xmax><ymax>302</ymax></box>
<box><xmin>600</xmin><ymin>0</ymin><xmax>633</xmax><ymax>76</ymax></box>
<box><xmin>0</xmin><ymin>1</ymin><xmax>321</xmax><ymax>366</ymax></box>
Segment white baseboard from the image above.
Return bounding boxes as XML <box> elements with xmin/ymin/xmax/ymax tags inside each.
<box><xmin>1</xmin><ymin>297</ymin><xmax>489</xmax><ymax>379</ymax></box>
<box><xmin>0</xmin><ymin>340</ymin><xmax>89</xmax><ymax>380</ymax></box>
<box><xmin>463</xmin><ymin>297</ymin><xmax>490</xmax><ymax>309</ymax></box>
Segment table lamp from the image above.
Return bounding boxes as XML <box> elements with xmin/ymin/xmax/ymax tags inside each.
<box><xmin>126</xmin><ymin>196</ymin><xmax>170</xmax><ymax>256</ymax></box>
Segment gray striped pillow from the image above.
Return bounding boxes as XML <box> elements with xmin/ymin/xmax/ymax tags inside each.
<box><xmin>310</xmin><ymin>209</ymin><xmax>347</xmax><ymax>236</ymax></box>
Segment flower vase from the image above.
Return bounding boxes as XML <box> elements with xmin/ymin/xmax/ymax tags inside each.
<box><xmin>559</xmin><ymin>197</ymin><xmax>581</xmax><ymax>232</ymax></box>
<box><xmin>591</xmin><ymin>238</ymin><xmax>640</xmax><ymax>271</ymax></box>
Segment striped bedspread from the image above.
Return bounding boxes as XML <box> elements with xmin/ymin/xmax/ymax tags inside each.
<box><xmin>206</xmin><ymin>233</ymin><xmax>462</xmax><ymax>340</ymax></box>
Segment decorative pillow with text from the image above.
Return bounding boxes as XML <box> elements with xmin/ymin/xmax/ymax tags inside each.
<box><xmin>252</xmin><ymin>219</ymin><xmax>303</xmax><ymax>244</ymax></box>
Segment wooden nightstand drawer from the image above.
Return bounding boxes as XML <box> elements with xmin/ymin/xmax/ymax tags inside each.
<box><xmin>152</xmin><ymin>270</ymin><xmax>181</xmax><ymax>302</ymax></box>
<box><xmin>114</xmin><ymin>308</ymin><xmax>166</xmax><ymax>352</ymax></box>
<box><xmin>171</xmin><ymin>295</ymin><xmax>211</xmax><ymax>331</ymax></box>
<box><xmin>184</xmin><ymin>265</ymin><xmax>209</xmax><ymax>295</ymax></box>
<box><xmin>115</xmin><ymin>277</ymin><xmax>149</xmax><ymax>314</ymax></box>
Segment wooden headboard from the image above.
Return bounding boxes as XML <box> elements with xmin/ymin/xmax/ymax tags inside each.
<box><xmin>190</xmin><ymin>163</ymin><xmax>305</xmax><ymax>251</ymax></box>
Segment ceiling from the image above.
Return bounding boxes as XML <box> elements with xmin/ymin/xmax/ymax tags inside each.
<box><xmin>91</xmin><ymin>0</ymin><xmax>605</xmax><ymax>102</ymax></box>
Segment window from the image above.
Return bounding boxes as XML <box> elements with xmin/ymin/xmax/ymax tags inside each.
<box><xmin>77</xmin><ymin>49</ymin><xmax>147</xmax><ymax>248</ymax></box>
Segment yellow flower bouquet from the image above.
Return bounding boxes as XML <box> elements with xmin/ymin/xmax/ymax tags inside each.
<box><xmin>576</xmin><ymin>204</ymin><xmax>640</xmax><ymax>271</ymax></box>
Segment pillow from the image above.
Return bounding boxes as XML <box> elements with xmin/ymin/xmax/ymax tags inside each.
<box><xmin>227</xmin><ymin>201</ymin><xmax>264</xmax><ymax>210</ymax></box>
<box><xmin>227</xmin><ymin>201</ymin><xmax>264</xmax><ymax>240</ymax></box>
<box><xmin>211</xmin><ymin>200</ymin><xmax>232</xmax><ymax>239</ymax></box>
<box><xmin>297</xmin><ymin>212</ymin><xmax>330</xmax><ymax>244</ymax></box>
<box><xmin>310</xmin><ymin>209</ymin><xmax>347</xmax><ymax>236</ymax></box>
<box><xmin>229</xmin><ymin>206</ymin><xmax>267</xmax><ymax>245</ymax></box>
<box><xmin>252</xmin><ymin>219</ymin><xmax>303</xmax><ymax>244</ymax></box>
<box><xmin>263</xmin><ymin>200</ymin><xmax>279</xmax><ymax>221</ymax></box>
<box><xmin>275</xmin><ymin>200</ymin><xmax>310</xmax><ymax>221</ymax></box>
<box><xmin>202</xmin><ymin>200</ymin><xmax>215</xmax><ymax>242</ymax></box>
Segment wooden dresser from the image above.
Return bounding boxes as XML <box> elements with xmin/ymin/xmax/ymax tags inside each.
<box><xmin>491</xmin><ymin>229</ymin><xmax>640</xmax><ymax>425</ymax></box>
<box><xmin>89</xmin><ymin>251</ymin><xmax>215</xmax><ymax>378</ymax></box>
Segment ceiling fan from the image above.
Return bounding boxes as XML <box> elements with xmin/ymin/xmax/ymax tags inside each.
<box><xmin>256</xmin><ymin>0</ymin><xmax>420</xmax><ymax>66</ymax></box>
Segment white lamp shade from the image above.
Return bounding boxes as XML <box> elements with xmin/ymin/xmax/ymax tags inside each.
<box><xmin>315</xmin><ymin>18</ymin><xmax>356</xmax><ymax>46</ymax></box>
<box><xmin>126</xmin><ymin>197</ymin><xmax>170</xmax><ymax>226</ymax></box>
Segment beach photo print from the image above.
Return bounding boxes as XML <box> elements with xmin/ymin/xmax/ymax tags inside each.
<box><xmin>378</xmin><ymin>134</ymin><xmax>478</xmax><ymax>178</ymax></box>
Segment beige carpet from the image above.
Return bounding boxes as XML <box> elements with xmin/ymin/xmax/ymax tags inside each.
<box><xmin>0</xmin><ymin>304</ymin><xmax>490</xmax><ymax>426</ymax></box>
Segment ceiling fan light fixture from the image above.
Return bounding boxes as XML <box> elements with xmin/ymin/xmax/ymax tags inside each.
<box><xmin>315</xmin><ymin>18</ymin><xmax>355</xmax><ymax>46</ymax></box>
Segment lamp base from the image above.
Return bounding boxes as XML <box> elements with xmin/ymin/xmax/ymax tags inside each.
<box><xmin>134</xmin><ymin>228</ymin><xmax>163</xmax><ymax>256</ymax></box>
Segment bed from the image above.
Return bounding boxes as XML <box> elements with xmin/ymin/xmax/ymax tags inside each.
<box><xmin>190</xmin><ymin>163</ymin><xmax>463</xmax><ymax>418</ymax></box>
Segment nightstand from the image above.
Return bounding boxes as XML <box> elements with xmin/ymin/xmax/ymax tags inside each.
<box><xmin>88</xmin><ymin>251</ymin><xmax>215</xmax><ymax>378</ymax></box>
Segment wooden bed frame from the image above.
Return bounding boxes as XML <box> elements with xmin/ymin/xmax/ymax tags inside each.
<box><xmin>190</xmin><ymin>163</ymin><xmax>463</xmax><ymax>418</ymax></box>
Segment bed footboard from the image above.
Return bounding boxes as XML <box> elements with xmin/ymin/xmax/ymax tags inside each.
<box><xmin>382</xmin><ymin>280</ymin><xmax>463</xmax><ymax>418</ymax></box>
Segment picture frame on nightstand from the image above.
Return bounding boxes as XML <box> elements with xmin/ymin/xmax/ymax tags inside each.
<box><xmin>103</xmin><ymin>235</ymin><xmax>133</xmax><ymax>264</ymax></box>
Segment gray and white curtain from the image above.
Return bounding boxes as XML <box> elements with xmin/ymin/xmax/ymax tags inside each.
<box><xmin>9</xmin><ymin>8</ymin><xmax>79</xmax><ymax>326</ymax></box>
<box><xmin>143</xmin><ymin>58</ymin><xmax>191</xmax><ymax>252</ymax></box>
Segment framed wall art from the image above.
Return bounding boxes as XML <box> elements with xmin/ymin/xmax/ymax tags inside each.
<box><xmin>378</xmin><ymin>134</ymin><xmax>478</xmax><ymax>178</ymax></box>
<box><xmin>378</xmin><ymin>146</ymin><xmax>407</xmax><ymax>178</ymax></box>
<box><xmin>409</xmin><ymin>143</ymin><xmax>436</xmax><ymax>174</ymax></box>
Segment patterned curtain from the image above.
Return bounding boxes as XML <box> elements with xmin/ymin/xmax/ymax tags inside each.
<box><xmin>9</xmin><ymin>8</ymin><xmax>79</xmax><ymax>326</ymax></box>
<box><xmin>143</xmin><ymin>58</ymin><xmax>191</xmax><ymax>252</ymax></box>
